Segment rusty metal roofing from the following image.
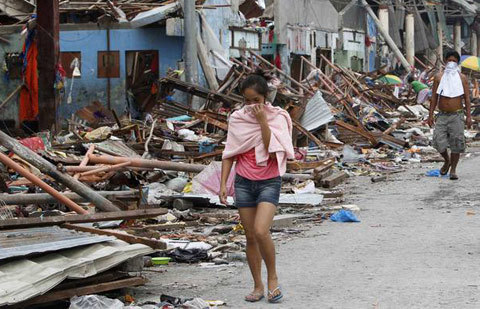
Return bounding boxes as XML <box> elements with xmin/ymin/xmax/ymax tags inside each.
<box><xmin>0</xmin><ymin>226</ymin><xmax>114</xmax><ymax>261</ymax></box>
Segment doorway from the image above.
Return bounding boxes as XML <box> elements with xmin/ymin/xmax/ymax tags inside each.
<box><xmin>125</xmin><ymin>50</ymin><xmax>159</xmax><ymax>113</ymax></box>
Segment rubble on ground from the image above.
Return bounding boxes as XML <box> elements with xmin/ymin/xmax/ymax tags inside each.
<box><xmin>2</xmin><ymin>12</ymin><xmax>480</xmax><ymax>309</ymax></box>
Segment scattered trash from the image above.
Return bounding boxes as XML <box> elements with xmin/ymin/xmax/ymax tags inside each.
<box><xmin>69</xmin><ymin>295</ymin><xmax>124</xmax><ymax>309</ymax></box>
<box><xmin>166</xmin><ymin>248</ymin><xmax>209</xmax><ymax>263</ymax></box>
<box><xmin>330</xmin><ymin>210</ymin><xmax>361</xmax><ymax>223</ymax></box>
<box><xmin>425</xmin><ymin>169</ymin><xmax>449</xmax><ymax>178</ymax></box>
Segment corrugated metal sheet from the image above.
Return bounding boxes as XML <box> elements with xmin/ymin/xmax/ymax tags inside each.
<box><xmin>450</xmin><ymin>0</ymin><xmax>477</xmax><ymax>14</ymax></box>
<box><xmin>300</xmin><ymin>91</ymin><xmax>334</xmax><ymax>131</ymax></box>
<box><xmin>0</xmin><ymin>226</ymin><xmax>114</xmax><ymax>261</ymax></box>
<box><xmin>0</xmin><ymin>240</ymin><xmax>153</xmax><ymax>306</ymax></box>
<box><xmin>86</xmin><ymin>140</ymin><xmax>141</xmax><ymax>158</ymax></box>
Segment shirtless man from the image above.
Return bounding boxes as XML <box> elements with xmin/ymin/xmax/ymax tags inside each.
<box><xmin>428</xmin><ymin>51</ymin><xmax>472</xmax><ymax>180</ymax></box>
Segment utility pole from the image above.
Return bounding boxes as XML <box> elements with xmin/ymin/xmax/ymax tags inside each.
<box><xmin>405</xmin><ymin>13</ymin><xmax>415</xmax><ymax>66</ymax></box>
<box><xmin>183</xmin><ymin>0</ymin><xmax>198</xmax><ymax>108</ymax></box>
<box><xmin>37</xmin><ymin>0</ymin><xmax>60</xmax><ymax>132</ymax></box>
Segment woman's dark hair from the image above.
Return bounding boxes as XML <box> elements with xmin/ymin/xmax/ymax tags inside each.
<box><xmin>444</xmin><ymin>50</ymin><xmax>460</xmax><ymax>63</ymax></box>
<box><xmin>239</xmin><ymin>69</ymin><xmax>270</xmax><ymax>96</ymax></box>
<box><xmin>407</xmin><ymin>75</ymin><xmax>415</xmax><ymax>83</ymax></box>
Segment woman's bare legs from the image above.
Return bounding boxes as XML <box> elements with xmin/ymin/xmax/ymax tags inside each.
<box><xmin>254</xmin><ymin>202</ymin><xmax>280</xmax><ymax>300</ymax></box>
<box><xmin>238</xmin><ymin>207</ymin><xmax>264</xmax><ymax>299</ymax></box>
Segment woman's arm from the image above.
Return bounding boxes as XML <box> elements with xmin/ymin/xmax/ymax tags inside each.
<box><xmin>219</xmin><ymin>157</ymin><xmax>234</xmax><ymax>204</ymax></box>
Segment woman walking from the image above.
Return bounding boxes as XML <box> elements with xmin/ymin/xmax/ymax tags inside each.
<box><xmin>219</xmin><ymin>71</ymin><xmax>294</xmax><ymax>303</ymax></box>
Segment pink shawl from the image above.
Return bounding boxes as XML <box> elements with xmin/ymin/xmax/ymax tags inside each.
<box><xmin>222</xmin><ymin>103</ymin><xmax>295</xmax><ymax>176</ymax></box>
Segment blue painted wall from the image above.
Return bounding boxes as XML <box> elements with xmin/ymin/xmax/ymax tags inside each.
<box><xmin>59</xmin><ymin>27</ymin><xmax>183</xmax><ymax>120</ymax></box>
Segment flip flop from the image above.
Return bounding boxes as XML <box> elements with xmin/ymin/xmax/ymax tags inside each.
<box><xmin>440</xmin><ymin>163</ymin><xmax>450</xmax><ymax>175</ymax></box>
<box><xmin>268</xmin><ymin>286</ymin><xmax>283</xmax><ymax>303</ymax></box>
<box><xmin>245</xmin><ymin>292</ymin><xmax>264</xmax><ymax>302</ymax></box>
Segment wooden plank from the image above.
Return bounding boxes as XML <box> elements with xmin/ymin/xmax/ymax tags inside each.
<box><xmin>17</xmin><ymin>277</ymin><xmax>146</xmax><ymax>307</ymax></box>
<box><xmin>0</xmin><ymin>130</ymin><xmax>120</xmax><ymax>212</ymax></box>
<box><xmin>288</xmin><ymin>157</ymin><xmax>335</xmax><ymax>171</ymax></box>
<box><xmin>336</xmin><ymin>120</ymin><xmax>378</xmax><ymax>146</ymax></box>
<box><xmin>322</xmin><ymin>171</ymin><xmax>349</xmax><ymax>188</ymax></box>
<box><xmin>195</xmin><ymin>113</ymin><xmax>228</xmax><ymax>130</ymax></box>
<box><xmin>292</xmin><ymin>119</ymin><xmax>324</xmax><ymax>148</ymax></box>
<box><xmin>0</xmin><ymin>208</ymin><xmax>167</xmax><ymax>230</ymax></box>
<box><xmin>62</xmin><ymin>223</ymin><xmax>167</xmax><ymax>249</ymax></box>
<box><xmin>194</xmin><ymin>149</ymin><xmax>223</xmax><ymax>161</ymax></box>
<box><xmin>314</xmin><ymin>168</ymin><xmax>334</xmax><ymax>182</ymax></box>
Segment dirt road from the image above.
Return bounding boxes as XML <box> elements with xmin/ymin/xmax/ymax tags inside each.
<box><xmin>135</xmin><ymin>155</ymin><xmax>480</xmax><ymax>308</ymax></box>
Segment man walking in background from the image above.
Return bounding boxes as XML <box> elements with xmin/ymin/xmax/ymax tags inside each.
<box><xmin>428</xmin><ymin>51</ymin><xmax>472</xmax><ymax>180</ymax></box>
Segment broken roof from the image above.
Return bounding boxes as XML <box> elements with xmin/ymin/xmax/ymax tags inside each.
<box><xmin>0</xmin><ymin>239</ymin><xmax>153</xmax><ymax>306</ymax></box>
<box><xmin>0</xmin><ymin>226</ymin><xmax>114</xmax><ymax>261</ymax></box>
<box><xmin>59</xmin><ymin>0</ymin><xmax>184</xmax><ymax>25</ymax></box>
<box><xmin>0</xmin><ymin>0</ymin><xmax>34</xmax><ymax>19</ymax></box>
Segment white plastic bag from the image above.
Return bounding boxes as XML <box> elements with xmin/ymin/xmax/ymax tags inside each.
<box><xmin>69</xmin><ymin>295</ymin><xmax>124</xmax><ymax>309</ymax></box>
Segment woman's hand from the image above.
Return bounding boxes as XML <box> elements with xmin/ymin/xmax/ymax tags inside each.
<box><xmin>252</xmin><ymin>104</ymin><xmax>267</xmax><ymax>124</ymax></box>
<box><xmin>219</xmin><ymin>184</ymin><xmax>228</xmax><ymax>205</ymax></box>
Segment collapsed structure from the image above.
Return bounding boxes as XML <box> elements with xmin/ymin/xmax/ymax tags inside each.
<box><xmin>0</xmin><ymin>0</ymin><xmax>479</xmax><ymax>307</ymax></box>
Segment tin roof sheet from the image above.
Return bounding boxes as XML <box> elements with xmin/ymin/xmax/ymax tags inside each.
<box><xmin>0</xmin><ymin>226</ymin><xmax>114</xmax><ymax>261</ymax></box>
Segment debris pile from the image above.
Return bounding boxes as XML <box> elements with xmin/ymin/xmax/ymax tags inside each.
<box><xmin>1</xmin><ymin>26</ymin><xmax>480</xmax><ymax>309</ymax></box>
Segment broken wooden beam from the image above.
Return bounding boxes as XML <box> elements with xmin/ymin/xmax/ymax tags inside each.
<box><xmin>88</xmin><ymin>154</ymin><xmax>206</xmax><ymax>173</ymax></box>
<box><xmin>79</xmin><ymin>161</ymin><xmax>131</xmax><ymax>177</ymax></box>
<box><xmin>74</xmin><ymin>144</ymin><xmax>95</xmax><ymax>180</ymax></box>
<box><xmin>0</xmin><ymin>190</ymin><xmax>138</xmax><ymax>205</ymax></box>
<box><xmin>0</xmin><ymin>208</ymin><xmax>167</xmax><ymax>229</ymax></box>
<box><xmin>16</xmin><ymin>277</ymin><xmax>146</xmax><ymax>307</ymax></box>
<box><xmin>0</xmin><ymin>84</ymin><xmax>24</xmax><ymax>111</ymax></box>
<box><xmin>292</xmin><ymin>119</ymin><xmax>325</xmax><ymax>149</ymax></box>
<box><xmin>0</xmin><ymin>152</ymin><xmax>88</xmax><ymax>215</ymax></box>
<box><xmin>63</xmin><ymin>223</ymin><xmax>167</xmax><ymax>249</ymax></box>
<box><xmin>160</xmin><ymin>76</ymin><xmax>243</xmax><ymax>104</ymax></box>
<box><xmin>195</xmin><ymin>112</ymin><xmax>228</xmax><ymax>130</ymax></box>
<box><xmin>336</xmin><ymin>120</ymin><xmax>378</xmax><ymax>145</ymax></box>
<box><xmin>383</xmin><ymin>117</ymin><xmax>406</xmax><ymax>135</ymax></box>
<box><xmin>321</xmin><ymin>171</ymin><xmax>349</xmax><ymax>188</ymax></box>
<box><xmin>0</xmin><ymin>130</ymin><xmax>120</xmax><ymax>212</ymax></box>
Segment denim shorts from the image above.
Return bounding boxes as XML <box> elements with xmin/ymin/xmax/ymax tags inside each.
<box><xmin>234</xmin><ymin>174</ymin><xmax>282</xmax><ymax>207</ymax></box>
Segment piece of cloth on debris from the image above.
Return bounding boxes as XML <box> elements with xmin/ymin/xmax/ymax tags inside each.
<box><xmin>19</xmin><ymin>27</ymin><xmax>38</xmax><ymax>122</ymax></box>
<box><xmin>222</xmin><ymin>103</ymin><xmax>294</xmax><ymax>176</ymax></box>
<box><xmin>436</xmin><ymin>62</ymin><xmax>464</xmax><ymax>98</ymax></box>
<box><xmin>330</xmin><ymin>210</ymin><xmax>360</xmax><ymax>222</ymax></box>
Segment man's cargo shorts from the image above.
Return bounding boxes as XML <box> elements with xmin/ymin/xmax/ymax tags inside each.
<box><xmin>432</xmin><ymin>110</ymin><xmax>466</xmax><ymax>153</ymax></box>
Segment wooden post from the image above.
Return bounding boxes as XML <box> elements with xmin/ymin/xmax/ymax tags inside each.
<box><xmin>454</xmin><ymin>20</ymin><xmax>461</xmax><ymax>55</ymax></box>
<box><xmin>197</xmin><ymin>35</ymin><xmax>220</xmax><ymax>90</ymax></box>
<box><xmin>405</xmin><ymin>13</ymin><xmax>415</xmax><ymax>66</ymax></box>
<box><xmin>37</xmin><ymin>0</ymin><xmax>59</xmax><ymax>131</ymax></box>
<box><xmin>378</xmin><ymin>5</ymin><xmax>389</xmax><ymax>57</ymax></box>
<box><xmin>471</xmin><ymin>31</ymin><xmax>477</xmax><ymax>57</ymax></box>
<box><xmin>0</xmin><ymin>130</ymin><xmax>120</xmax><ymax>212</ymax></box>
<box><xmin>437</xmin><ymin>23</ymin><xmax>443</xmax><ymax>63</ymax></box>
<box><xmin>477</xmin><ymin>32</ymin><xmax>480</xmax><ymax>58</ymax></box>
